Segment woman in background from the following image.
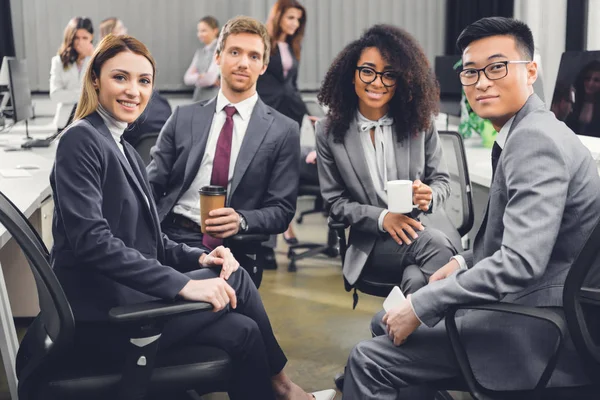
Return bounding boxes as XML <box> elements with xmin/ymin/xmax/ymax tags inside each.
<box><xmin>99</xmin><ymin>17</ymin><xmax>127</xmax><ymax>39</ymax></box>
<box><xmin>50</xmin><ymin>17</ymin><xmax>94</xmax><ymax>131</ymax></box>
<box><xmin>184</xmin><ymin>16</ymin><xmax>220</xmax><ymax>102</ymax></box>
<box><xmin>257</xmin><ymin>0</ymin><xmax>308</xmax><ymax>127</ymax></box>
<box><xmin>565</xmin><ymin>59</ymin><xmax>600</xmax><ymax>137</ymax></box>
<box><xmin>257</xmin><ymin>0</ymin><xmax>310</xmax><ymax>249</ymax></box>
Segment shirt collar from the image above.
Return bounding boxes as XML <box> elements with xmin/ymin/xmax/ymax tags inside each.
<box><xmin>495</xmin><ymin>115</ymin><xmax>515</xmax><ymax>149</ymax></box>
<box><xmin>215</xmin><ymin>90</ymin><xmax>258</xmax><ymax>121</ymax></box>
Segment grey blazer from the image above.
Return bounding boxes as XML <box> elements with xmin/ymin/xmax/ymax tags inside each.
<box><xmin>411</xmin><ymin>94</ymin><xmax>600</xmax><ymax>389</ymax></box>
<box><xmin>315</xmin><ymin>117</ymin><xmax>451</xmax><ymax>285</ymax></box>
<box><xmin>147</xmin><ymin>97</ymin><xmax>300</xmax><ymax>235</ymax></box>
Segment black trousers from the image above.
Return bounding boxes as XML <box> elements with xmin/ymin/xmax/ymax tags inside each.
<box><xmin>75</xmin><ymin>268</ymin><xmax>287</xmax><ymax>400</ymax></box>
<box><xmin>162</xmin><ymin>222</ymin><xmax>264</xmax><ymax>288</ymax></box>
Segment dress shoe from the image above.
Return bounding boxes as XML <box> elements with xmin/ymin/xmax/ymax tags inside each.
<box><xmin>283</xmin><ymin>234</ymin><xmax>299</xmax><ymax>245</ymax></box>
<box><xmin>311</xmin><ymin>389</ymin><xmax>336</xmax><ymax>400</ymax></box>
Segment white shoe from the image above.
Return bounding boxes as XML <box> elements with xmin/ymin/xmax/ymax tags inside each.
<box><xmin>311</xmin><ymin>389</ymin><xmax>336</xmax><ymax>400</ymax></box>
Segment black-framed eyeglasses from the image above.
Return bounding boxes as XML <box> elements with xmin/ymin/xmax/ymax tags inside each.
<box><xmin>356</xmin><ymin>66</ymin><xmax>398</xmax><ymax>87</ymax></box>
<box><xmin>459</xmin><ymin>60</ymin><xmax>530</xmax><ymax>86</ymax></box>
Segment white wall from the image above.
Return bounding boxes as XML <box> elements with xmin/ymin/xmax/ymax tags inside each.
<box><xmin>15</xmin><ymin>0</ymin><xmax>446</xmax><ymax>92</ymax></box>
<box><xmin>514</xmin><ymin>0</ymin><xmax>567</xmax><ymax>105</ymax></box>
<box><xmin>587</xmin><ymin>0</ymin><xmax>600</xmax><ymax>50</ymax></box>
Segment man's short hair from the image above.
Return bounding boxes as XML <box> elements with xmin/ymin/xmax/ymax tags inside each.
<box><xmin>216</xmin><ymin>16</ymin><xmax>271</xmax><ymax>65</ymax></box>
<box><xmin>456</xmin><ymin>17</ymin><xmax>535</xmax><ymax>60</ymax></box>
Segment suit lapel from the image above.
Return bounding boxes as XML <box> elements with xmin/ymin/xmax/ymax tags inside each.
<box><xmin>87</xmin><ymin>113</ymin><xmax>150</xmax><ymax>212</ymax></box>
<box><xmin>182</xmin><ymin>99</ymin><xmax>217</xmax><ymax>191</ymax></box>
<box><xmin>472</xmin><ymin>94</ymin><xmax>546</xmax><ymax>256</ymax></box>
<box><xmin>269</xmin><ymin>48</ymin><xmax>285</xmax><ymax>81</ymax></box>
<box><xmin>343</xmin><ymin>119</ymin><xmax>378</xmax><ymax>205</ymax></box>
<box><xmin>230</xmin><ymin>99</ymin><xmax>273</xmax><ymax>198</ymax></box>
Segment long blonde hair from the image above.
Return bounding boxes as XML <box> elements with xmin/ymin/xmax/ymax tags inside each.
<box><xmin>58</xmin><ymin>17</ymin><xmax>94</xmax><ymax>69</ymax></box>
<box><xmin>74</xmin><ymin>34</ymin><xmax>156</xmax><ymax>121</ymax></box>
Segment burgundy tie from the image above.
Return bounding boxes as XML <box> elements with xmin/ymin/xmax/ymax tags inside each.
<box><xmin>202</xmin><ymin>105</ymin><xmax>237</xmax><ymax>250</ymax></box>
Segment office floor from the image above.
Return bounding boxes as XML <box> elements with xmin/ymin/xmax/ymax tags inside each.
<box><xmin>0</xmin><ymin>95</ymin><xmax>472</xmax><ymax>399</ymax></box>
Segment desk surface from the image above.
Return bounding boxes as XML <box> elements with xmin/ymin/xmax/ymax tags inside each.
<box><xmin>454</xmin><ymin>130</ymin><xmax>600</xmax><ymax>188</ymax></box>
<box><xmin>0</xmin><ymin>133</ymin><xmax>57</xmax><ymax>248</ymax></box>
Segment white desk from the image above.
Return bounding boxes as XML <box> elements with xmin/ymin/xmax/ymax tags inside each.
<box><xmin>0</xmin><ymin>132</ymin><xmax>57</xmax><ymax>400</ymax></box>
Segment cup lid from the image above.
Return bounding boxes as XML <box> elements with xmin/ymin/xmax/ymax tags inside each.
<box><xmin>199</xmin><ymin>185</ymin><xmax>227</xmax><ymax>195</ymax></box>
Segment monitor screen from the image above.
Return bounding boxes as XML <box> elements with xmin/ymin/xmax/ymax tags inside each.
<box><xmin>435</xmin><ymin>56</ymin><xmax>462</xmax><ymax>116</ymax></box>
<box><xmin>6</xmin><ymin>57</ymin><xmax>32</xmax><ymax>123</ymax></box>
<box><xmin>552</xmin><ymin>51</ymin><xmax>600</xmax><ymax>138</ymax></box>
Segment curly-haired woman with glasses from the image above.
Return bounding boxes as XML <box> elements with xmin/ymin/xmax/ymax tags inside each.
<box><xmin>316</xmin><ymin>24</ymin><xmax>458</xmax><ymax>309</ymax></box>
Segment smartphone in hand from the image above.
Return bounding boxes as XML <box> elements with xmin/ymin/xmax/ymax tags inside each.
<box><xmin>383</xmin><ymin>286</ymin><xmax>406</xmax><ymax>312</ymax></box>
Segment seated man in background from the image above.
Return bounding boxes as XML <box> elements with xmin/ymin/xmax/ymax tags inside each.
<box><xmin>147</xmin><ymin>16</ymin><xmax>300</xmax><ymax>286</ymax></box>
<box><xmin>123</xmin><ymin>90</ymin><xmax>172</xmax><ymax>146</ymax></box>
<box><xmin>343</xmin><ymin>17</ymin><xmax>600</xmax><ymax>399</ymax></box>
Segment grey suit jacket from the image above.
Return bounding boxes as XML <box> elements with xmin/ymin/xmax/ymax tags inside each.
<box><xmin>411</xmin><ymin>94</ymin><xmax>600</xmax><ymax>389</ymax></box>
<box><xmin>147</xmin><ymin>97</ymin><xmax>300</xmax><ymax>235</ymax></box>
<box><xmin>315</xmin><ymin>117</ymin><xmax>451</xmax><ymax>285</ymax></box>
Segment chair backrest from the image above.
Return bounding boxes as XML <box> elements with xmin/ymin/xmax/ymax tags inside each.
<box><xmin>132</xmin><ymin>132</ymin><xmax>159</xmax><ymax>166</ymax></box>
<box><xmin>563</xmin><ymin>214</ymin><xmax>600</xmax><ymax>379</ymax></box>
<box><xmin>303</xmin><ymin>99</ymin><xmax>326</xmax><ymax>119</ymax></box>
<box><xmin>437</xmin><ymin>131</ymin><xmax>474</xmax><ymax>237</ymax></box>
<box><xmin>0</xmin><ymin>191</ymin><xmax>74</xmax><ymax>365</ymax></box>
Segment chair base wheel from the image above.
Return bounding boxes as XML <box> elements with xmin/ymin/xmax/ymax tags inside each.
<box><xmin>288</xmin><ymin>261</ymin><xmax>297</xmax><ymax>272</ymax></box>
<box><xmin>334</xmin><ymin>371</ymin><xmax>345</xmax><ymax>391</ymax></box>
<box><xmin>296</xmin><ymin>216</ymin><xmax>304</xmax><ymax>224</ymax></box>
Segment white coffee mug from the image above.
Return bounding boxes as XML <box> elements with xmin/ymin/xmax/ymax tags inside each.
<box><xmin>387</xmin><ymin>180</ymin><xmax>417</xmax><ymax>213</ymax></box>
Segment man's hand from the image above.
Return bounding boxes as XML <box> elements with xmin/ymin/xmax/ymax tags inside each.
<box><xmin>383</xmin><ymin>294</ymin><xmax>421</xmax><ymax>346</ymax></box>
<box><xmin>178</xmin><ymin>278</ymin><xmax>237</xmax><ymax>312</ymax></box>
<box><xmin>429</xmin><ymin>259</ymin><xmax>461</xmax><ymax>283</ymax></box>
<box><xmin>382</xmin><ymin>213</ymin><xmax>424</xmax><ymax>246</ymax></box>
<box><xmin>305</xmin><ymin>150</ymin><xmax>317</xmax><ymax>164</ymax></box>
<box><xmin>412</xmin><ymin>180</ymin><xmax>433</xmax><ymax>212</ymax></box>
<box><xmin>199</xmin><ymin>245</ymin><xmax>240</xmax><ymax>280</ymax></box>
<box><xmin>204</xmin><ymin>208</ymin><xmax>240</xmax><ymax>238</ymax></box>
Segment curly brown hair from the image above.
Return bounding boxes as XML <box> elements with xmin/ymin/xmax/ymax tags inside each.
<box><xmin>317</xmin><ymin>24</ymin><xmax>439</xmax><ymax>143</ymax></box>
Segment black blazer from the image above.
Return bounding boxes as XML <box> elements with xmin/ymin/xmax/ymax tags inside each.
<box><xmin>147</xmin><ymin>97</ymin><xmax>300</xmax><ymax>235</ymax></box>
<box><xmin>256</xmin><ymin>44</ymin><xmax>307</xmax><ymax>126</ymax></box>
<box><xmin>50</xmin><ymin>112</ymin><xmax>205</xmax><ymax>321</ymax></box>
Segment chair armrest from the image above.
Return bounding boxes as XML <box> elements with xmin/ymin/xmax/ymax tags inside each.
<box><xmin>228</xmin><ymin>233</ymin><xmax>269</xmax><ymax>244</ymax></box>
<box><xmin>328</xmin><ymin>219</ymin><xmax>348</xmax><ymax>231</ymax></box>
<box><xmin>445</xmin><ymin>303</ymin><xmax>566</xmax><ymax>400</ymax></box>
<box><xmin>109</xmin><ymin>299</ymin><xmax>212</xmax><ymax>324</ymax></box>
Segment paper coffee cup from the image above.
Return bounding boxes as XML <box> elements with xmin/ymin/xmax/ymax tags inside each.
<box><xmin>199</xmin><ymin>185</ymin><xmax>227</xmax><ymax>234</ymax></box>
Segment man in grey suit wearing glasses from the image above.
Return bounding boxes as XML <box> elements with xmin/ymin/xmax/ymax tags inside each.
<box><xmin>343</xmin><ymin>17</ymin><xmax>600</xmax><ymax>399</ymax></box>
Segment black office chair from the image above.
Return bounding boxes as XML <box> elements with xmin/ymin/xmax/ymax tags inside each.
<box><xmin>131</xmin><ymin>132</ymin><xmax>160</xmax><ymax>166</ymax></box>
<box><xmin>287</xmin><ymin>182</ymin><xmax>339</xmax><ymax>272</ymax></box>
<box><xmin>0</xmin><ymin>189</ymin><xmax>233</xmax><ymax>400</ymax></box>
<box><xmin>330</xmin><ymin>130</ymin><xmax>474</xmax><ymax>303</ymax></box>
<box><xmin>437</xmin><ymin>215</ymin><xmax>600</xmax><ymax>400</ymax></box>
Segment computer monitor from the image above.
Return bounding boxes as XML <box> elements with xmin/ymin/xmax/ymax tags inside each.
<box><xmin>6</xmin><ymin>57</ymin><xmax>33</xmax><ymax>124</ymax></box>
<box><xmin>434</xmin><ymin>55</ymin><xmax>462</xmax><ymax>117</ymax></box>
<box><xmin>552</xmin><ymin>51</ymin><xmax>600</xmax><ymax>138</ymax></box>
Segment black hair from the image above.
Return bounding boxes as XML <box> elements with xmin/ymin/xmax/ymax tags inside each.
<box><xmin>318</xmin><ymin>24</ymin><xmax>439</xmax><ymax>143</ymax></box>
<box><xmin>456</xmin><ymin>17</ymin><xmax>534</xmax><ymax>60</ymax></box>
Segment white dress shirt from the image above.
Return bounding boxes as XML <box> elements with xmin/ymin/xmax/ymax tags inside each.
<box><xmin>173</xmin><ymin>90</ymin><xmax>259</xmax><ymax>225</ymax></box>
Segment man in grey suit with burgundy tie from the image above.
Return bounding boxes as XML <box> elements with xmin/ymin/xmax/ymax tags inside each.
<box><xmin>147</xmin><ymin>17</ymin><xmax>300</xmax><ymax>287</ymax></box>
<box><xmin>343</xmin><ymin>17</ymin><xmax>600</xmax><ymax>399</ymax></box>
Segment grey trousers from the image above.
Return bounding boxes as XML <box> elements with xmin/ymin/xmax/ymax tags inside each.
<box><xmin>365</xmin><ymin>228</ymin><xmax>457</xmax><ymax>295</ymax></box>
<box><xmin>343</xmin><ymin>316</ymin><xmax>459</xmax><ymax>400</ymax></box>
